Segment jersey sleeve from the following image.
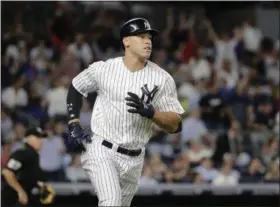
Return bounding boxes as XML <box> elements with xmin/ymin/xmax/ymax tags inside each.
<box><xmin>154</xmin><ymin>75</ymin><xmax>185</xmax><ymax>114</ymax></box>
<box><xmin>72</xmin><ymin>61</ymin><xmax>104</xmax><ymax>98</ymax></box>
<box><xmin>5</xmin><ymin>150</ymin><xmax>25</xmax><ymax>173</ymax></box>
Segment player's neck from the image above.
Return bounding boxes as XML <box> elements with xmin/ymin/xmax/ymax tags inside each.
<box><xmin>25</xmin><ymin>141</ymin><xmax>38</xmax><ymax>151</ymax></box>
<box><xmin>123</xmin><ymin>53</ymin><xmax>147</xmax><ymax>72</ymax></box>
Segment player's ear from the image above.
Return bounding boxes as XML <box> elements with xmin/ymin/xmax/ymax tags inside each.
<box><xmin>123</xmin><ymin>37</ymin><xmax>129</xmax><ymax>48</ymax></box>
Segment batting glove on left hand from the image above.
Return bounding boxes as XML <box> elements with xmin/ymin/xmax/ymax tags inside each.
<box><xmin>67</xmin><ymin>122</ymin><xmax>92</xmax><ymax>152</ymax></box>
<box><xmin>125</xmin><ymin>92</ymin><xmax>155</xmax><ymax>119</ymax></box>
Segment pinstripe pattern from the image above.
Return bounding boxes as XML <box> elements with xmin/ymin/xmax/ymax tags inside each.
<box><xmin>74</xmin><ymin>57</ymin><xmax>184</xmax><ymax>206</ymax></box>
<box><xmin>72</xmin><ymin>57</ymin><xmax>184</xmax><ymax>149</ymax></box>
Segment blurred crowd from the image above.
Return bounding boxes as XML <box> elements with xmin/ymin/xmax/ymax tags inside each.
<box><xmin>1</xmin><ymin>2</ymin><xmax>279</xmax><ymax>186</ymax></box>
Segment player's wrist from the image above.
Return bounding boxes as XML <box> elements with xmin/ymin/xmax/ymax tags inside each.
<box><xmin>145</xmin><ymin>104</ymin><xmax>155</xmax><ymax>119</ymax></box>
<box><xmin>16</xmin><ymin>187</ymin><xmax>26</xmax><ymax>194</ymax></box>
<box><xmin>68</xmin><ymin>119</ymin><xmax>80</xmax><ymax>124</ymax></box>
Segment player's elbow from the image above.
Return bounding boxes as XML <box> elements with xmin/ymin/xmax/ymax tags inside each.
<box><xmin>167</xmin><ymin>113</ymin><xmax>182</xmax><ymax>133</ymax></box>
<box><xmin>167</xmin><ymin>122</ymin><xmax>182</xmax><ymax>134</ymax></box>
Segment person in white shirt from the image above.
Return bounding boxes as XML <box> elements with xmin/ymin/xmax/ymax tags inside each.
<box><xmin>139</xmin><ymin>165</ymin><xmax>158</xmax><ymax>186</ymax></box>
<box><xmin>217</xmin><ymin>58</ymin><xmax>239</xmax><ymax>88</ymax></box>
<box><xmin>1</xmin><ymin>110</ymin><xmax>13</xmax><ymax>139</ymax></box>
<box><xmin>185</xmin><ymin>140</ymin><xmax>213</xmax><ymax>164</ymax></box>
<box><xmin>177</xmin><ymin>81</ymin><xmax>201</xmax><ymax>111</ymax></box>
<box><xmin>212</xmin><ymin>163</ymin><xmax>239</xmax><ymax>186</ymax></box>
<box><xmin>194</xmin><ymin>158</ymin><xmax>219</xmax><ymax>182</ymax></box>
<box><xmin>65</xmin><ymin>154</ymin><xmax>90</xmax><ymax>182</ymax></box>
<box><xmin>68</xmin><ymin>33</ymin><xmax>93</xmax><ymax>67</ymax></box>
<box><xmin>204</xmin><ymin>20</ymin><xmax>239</xmax><ymax>73</ymax></box>
<box><xmin>181</xmin><ymin>108</ymin><xmax>209</xmax><ymax>145</ymax></box>
<box><xmin>30</xmin><ymin>39</ymin><xmax>53</xmax><ymax>73</ymax></box>
<box><xmin>242</xmin><ymin>21</ymin><xmax>263</xmax><ymax>53</ymax></box>
<box><xmin>43</xmin><ymin>76</ymin><xmax>69</xmax><ymax>118</ymax></box>
<box><xmin>39</xmin><ymin>129</ymin><xmax>66</xmax><ymax>181</ymax></box>
<box><xmin>189</xmin><ymin>48</ymin><xmax>212</xmax><ymax>81</ymax></box>
<box><xmin>6</xmin><ymin>122</ymin><xmax>26</xmax><ymax>153</ymax></box>
<box><xmin>2</xmin><ymin>75</ymin><xmax>28</xmax><ymax>110</ymax></box>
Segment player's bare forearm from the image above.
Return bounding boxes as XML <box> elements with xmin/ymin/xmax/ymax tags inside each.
<box><xmin>68</xmin><ymin>118</ymin><xmax>80</xmax><ymax>124</ymax></box>
<box><xmin>152</xmin><ymin>111</ymin><xmax>181</xmax><ymax>133</ymax></box>
<box><xmin>2</xmin><ymin>169</ymin><xmax>25</xmax><ymax>193</ymax></box>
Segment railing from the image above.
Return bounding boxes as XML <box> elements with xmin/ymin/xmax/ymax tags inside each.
<box><xmin>49</xmin><ymin>183</ymin><xmax>279</xmax><ymax>196</ymax></box>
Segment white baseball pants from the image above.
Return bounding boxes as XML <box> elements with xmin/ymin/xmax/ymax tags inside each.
<box><xmin>81</xmin><ymin>135</ymin><xmax>145</xmax><ymax>206</ymax></box>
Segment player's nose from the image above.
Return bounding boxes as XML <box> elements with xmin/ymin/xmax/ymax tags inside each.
<box><xmin>144</xmin><ymin>40</ymin><xmax>152</xmax><ymax>47</ymax></box>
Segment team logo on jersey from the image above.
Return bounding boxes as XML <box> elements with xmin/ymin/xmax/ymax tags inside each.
<box><xmin>140</xmin><ymin>84</ymin><xmax>159</xmax><ymax>104</ymax></box>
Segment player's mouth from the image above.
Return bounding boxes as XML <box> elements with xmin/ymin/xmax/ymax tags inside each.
<box><xmin>144</xmin><ymin>47</ymin><xmax>151</xmax><ymax>51</ymax></box>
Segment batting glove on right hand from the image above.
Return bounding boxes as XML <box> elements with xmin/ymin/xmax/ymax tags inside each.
<box><xmin>67</xmin><ymin>122</ymin><xmax>92</xmax><ymax>151</ymax></box>
<box><xmin>125</xmin><ymin>92</ymin><xmax>155</xmax><ymax>119</ymax></box>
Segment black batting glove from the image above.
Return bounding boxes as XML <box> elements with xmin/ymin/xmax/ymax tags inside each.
<box><xmin>67</xmin><ymin>122</ymin><xmax>92</xmax><ymax>151</ymax></box>
<box><xmin>125</xmin><ymin>92</ymin><xmax>155</xmax><ymax>119</ymax></box>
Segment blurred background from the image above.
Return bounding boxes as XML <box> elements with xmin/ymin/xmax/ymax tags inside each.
<box><xmin>1</xmin><ymin>1</ymin><xmax>279</xmax><ymax>206</ymax></box>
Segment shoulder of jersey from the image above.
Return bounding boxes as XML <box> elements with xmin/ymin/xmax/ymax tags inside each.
<box><xmin>147</xmin><ymin>60</ymin><xmax>173</xmax><ymax>79</ymax></box>
<box><xmin>89</xmin><ymin>57</ymin><xmax>122</xmax><ymax>67</ymax></box>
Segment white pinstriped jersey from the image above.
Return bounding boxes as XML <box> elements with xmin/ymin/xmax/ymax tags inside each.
<box><xmin>72</xmin><ymin>57</ymin><xmax>184</xmax><ymax>149</ymax></box>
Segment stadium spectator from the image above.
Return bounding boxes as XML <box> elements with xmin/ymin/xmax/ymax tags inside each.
<box><xmin>65</xmin><ymin>154</ymin><xmax>90</xmax><ymax>182</ymax></box>
<box><xmin>1</xmin><ymin>141</ymin><xmax>12</xmax><ymax>168</ymax></box>
<box><xmin>216</xmin><ymin>58</ymin><xmax>239</xmax><ymax>89</ymax></box>
<box><xmin>212</xmin><ymin>121</ymin><xmax>244</xmax><ymax>166</ymax></box>
<box><xmin>185</xmin><ymin>140</ymin><xmax>213</xmax><ymax>165</ymax></box>
<box><xmin>264</xmin><ymin>159</ymin><xmax>279</xmax><ymax>182</ymax></box>
<box><xmin>212</xmin><ymin>162</ymin><xmax>239</xmax><ymax>186</ymax></box>
<box><xmin>242</xmin><ymin>20</ymin><xmax>263</xmax><ymax>53</ymax></box>
<box><xmin>274</xmin><ymin>112</ymin><xmax>279</xmax><ymax>135</ymax></box>
<box><xmin>39</xmin><ymin>123</ymin><xmax>66</xmax><ymax>181</ymax></box>
<box><xmin>199</xmin><ymin>81</ymin><xmax>235</xmax><ymax>130</ymax></box>
<box><xmin>171</xmin><ymin>155</ymin><xmax>193</xmax><ymax>183</ymax></box>
<box><xmin>194</xmin><ymin>158</ymin><xmax>219</xmax><ymax>182</ymax></box>
<box><xmin>1</xmin><ymin>75</ymin><xmax>28</xmax><ymax>110</ymax></box>
<box><xmin>30</xmin><ymin>39</ymin><xmax>53</xmax><ymax>73</ymax></box>
<box><xmin>1</xmin><ymin>109</ymin><xmax>13</xmax><ymax>139</ymax></box>
<box><xmin>149</xmin><ymin>154</ymin><xmax>168</xmax><ymax>182</ymax></box>
<box><xmin>260</xmin><ymin>136</ymin><xmax>279</xmax><ymax>166</ymax></box>
<box><xmin>181</xmin><ymin>107</ymin><xmax>212</xmax><ymax>145</ymax></box>
<box><xmin>42</xmin><ymin>76</ymin><xmax>69</xmax><ymax>119</ymax></box>
<box><xmin>239</xmin><ymin>158</ymin><xmax>266</xmax><ymax>183</ymax></box>
<box><xmin>5</xmin><ymin>122</ymin><xmax>26</xmax><ymax>152</ymax></box>
<box><xmin>139</xmin><ymin>165</ymin><xmax>158</xmax><ymax>186</ymax></box>
<box><xmin>189</xmin><ymin>47</ymin><xmax>212</xmax><ymax>82</ymax></box>
<box><xmin>67</xmin><ymin>33</ymin><xmax>93</xmax><ymax>69</ymax></box>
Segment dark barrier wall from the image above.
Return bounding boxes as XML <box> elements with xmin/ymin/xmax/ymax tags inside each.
<box><xmin>48</xmin><ymin>194</ymin><xmax>279</xmax><ymax>207</ymax></box>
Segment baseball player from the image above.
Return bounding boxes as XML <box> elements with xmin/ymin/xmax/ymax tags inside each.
<box><xmin>66</xmin><ymin>18</ymin><xmax>184</xmax><ymax>206</ymax></box>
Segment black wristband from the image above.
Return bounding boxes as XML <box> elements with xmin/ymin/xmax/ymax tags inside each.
<box><xmin>67</xmin><ymin>84</ymin><xmax>83</xmax><ymax>121</ymax></box>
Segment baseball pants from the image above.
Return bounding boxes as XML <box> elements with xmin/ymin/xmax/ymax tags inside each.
<box><xmin>81</xmin><ymin>135</ymin><xmax>145</xmax><ymax>206</ymax></box>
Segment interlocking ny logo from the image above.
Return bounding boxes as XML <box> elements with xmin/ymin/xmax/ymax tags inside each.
<box><xmin>144</xmin><ymin>21</ymin><xmax>151</xmax><ymax>29</ymax></box>
<box><xmin>140</xmin><ymin>84</ymin><xmax>159</xmax><ymax>104</ymax></box>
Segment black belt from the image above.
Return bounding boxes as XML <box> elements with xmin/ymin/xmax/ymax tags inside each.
<box><xmin>102</xmin><ymin>140</ymin><xmax>142</xmax><ymax>157</ymax></box>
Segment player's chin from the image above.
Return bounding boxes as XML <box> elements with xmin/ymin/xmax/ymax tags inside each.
<box><xmin>142</xmin><ymin>51</ymin><xmax>152</xmax><ymax>59</ymax></box>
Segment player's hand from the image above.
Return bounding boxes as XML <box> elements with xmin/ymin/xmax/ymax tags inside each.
<box><xmin>125</xmin><ymin>92</ymin><xmax>155</xmax><ymax>119</ymax></box>
<box><xmin>17</xmin><ymin>189</ymin><xmax>28</xmax><ymax>205</ymax></box>
<box><xmin>68</xmin><ymin>122</ymin><xmax>92</xmax><ymax>151</ymax></box>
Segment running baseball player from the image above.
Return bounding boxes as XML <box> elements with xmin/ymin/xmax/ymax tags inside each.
<box><xmin>66</xmin><ymin>18</ymin><xmax>184</xmax><ymax>206</ymax></box>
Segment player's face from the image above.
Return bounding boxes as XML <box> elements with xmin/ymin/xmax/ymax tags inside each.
<box><xmin>127</xmin><ymin>33</ymin><xmax>153</xmax><ymax>59</ymax></box>
<box><xmin>34</xmin><ymin>137</ymin><xmax>43</xmax><ymax>150</ymax></box>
